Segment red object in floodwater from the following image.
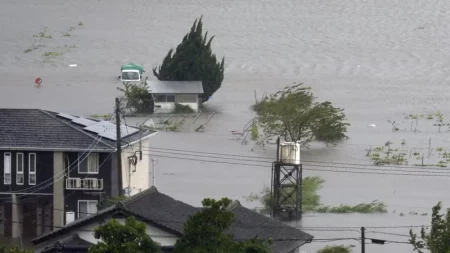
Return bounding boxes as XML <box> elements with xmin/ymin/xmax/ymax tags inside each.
<box><xmin>35</xmin><ymin>77</ymin><xmax>42</xmax><ymax>88</ymax></box>
<box><xmin>35</xmin><ymin>78</ymin><xmax>42</xmax><ymax>85</ymax></box>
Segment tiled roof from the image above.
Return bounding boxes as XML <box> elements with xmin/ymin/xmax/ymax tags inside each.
<box><xmin>0</xmin><ymin>108</ymin><xmax>156</xmax><ymax>151</ymax></box>
<box><xmin>32</xmin><ymin>187</ymin><xmax>313</xmax><ymax>253</ymax></box>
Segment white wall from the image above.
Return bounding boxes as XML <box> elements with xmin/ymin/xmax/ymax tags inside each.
<box><xmin>154</xmin><ymin>102</ymin><xmax>199</xmax><ymax>113</ymax></box>
<box><xmin>121</xmin><ymin>138</ymin><xmax>152</xmax><ymax>196</ymax></box>
<box><xmin>38</xmin><ymin>217</ymin><xmax>179</xmax><ymax>249</ymax></box>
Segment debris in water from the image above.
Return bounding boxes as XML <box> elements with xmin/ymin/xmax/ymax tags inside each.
<box><xmin>368</xmin><ymin>124</ymin><xmax>376</xmax><ymax>128</ymax></box>
<box><xmin>69</xmin><ymin>64</ymin><xmax>77</xmax><ymax>67</ymax></box>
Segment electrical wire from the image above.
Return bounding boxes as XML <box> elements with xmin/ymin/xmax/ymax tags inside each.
<box><xmin>143</xmin><ymin>152</ymin><xmax>450</xmax><ymax>177</ymax></box>
<box><xmin>142</xmin><ymin>146</ymin><xmax>450</xmax><ymax>171</ymax></box>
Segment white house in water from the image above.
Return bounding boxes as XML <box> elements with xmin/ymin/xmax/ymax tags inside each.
<box><xmin>146</xmin><ymin>81</ymin><xmax>204</xmax><ymax>113</ymax></box>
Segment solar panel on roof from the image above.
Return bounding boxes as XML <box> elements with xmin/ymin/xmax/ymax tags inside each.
<box><xmin>57</xmin><ymin>113</ymin><xmax>78</xmax><ymax>121</ymax></box>
<box><xmin>98</xmin><ymin>130</ymin><xmax>117</xmax><ymax>141</ymax></box>
<box><xmin>72</xmin><ymin>117</ymin><xmax>97</xmax><ymax>126</ymax></box>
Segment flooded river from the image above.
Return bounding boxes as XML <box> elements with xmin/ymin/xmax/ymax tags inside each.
<box><xmin>2</xmin><ymin>0</ymin><xmax>450</xmax><ymax>252</ymax></box>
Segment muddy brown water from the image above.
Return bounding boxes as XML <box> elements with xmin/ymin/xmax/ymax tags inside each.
<box><xmin>2</xmin><ymin>0</ymin><xmax>450</xmax><ymax>251</ymax></box>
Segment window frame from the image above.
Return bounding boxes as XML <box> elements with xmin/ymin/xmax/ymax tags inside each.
<box><xmin>28</xmin><ymin>153</ymin><xmax>36</xmax><ymax>185</ymax></box>
<box><xmin>77</xmin><ymin>200</ymin><xmax>98</xmax><ymax>219</ymax></box>
<box><xmin>78</xmin><ymin>153</ymin><xmax>99</xmax><ymax>174</ymax></box>
<box><xmin>16</xmin><ymin>153</ymin><xmax>24</xmax><ymax>185</ymax></box>
<box><xmin>4</xmin><ymin>153</ymin><xmax>11</xmax><ymax>185</ymax></box>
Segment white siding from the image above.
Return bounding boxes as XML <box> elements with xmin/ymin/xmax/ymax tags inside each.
<box><xmin>154</xmin><ymin>102</ymin><xmax>199</xmax><ymax>113</ymax></box>
<box><xmin>121</xmin><ymin>138</ymin><xmax>152</xmax><ymax>196</ymax></box>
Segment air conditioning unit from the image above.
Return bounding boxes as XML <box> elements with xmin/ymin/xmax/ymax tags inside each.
<box><xmin>65</xmin><ymin>211</ymin><xmax>75</xmax><ymax>225</ymax></box>
<box><xmin>92</xmin><ymin>179</ymin><xmax>98</xmax><ymax>189</ymax></box>
<box><xmin>75</xmin><ymin>178</ymin><xmax>81</xmax><ymax>188</ymax></box>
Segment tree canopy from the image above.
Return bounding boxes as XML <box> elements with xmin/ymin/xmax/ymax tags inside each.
<box><xmin>89</xmin><ymin>216</ymin><xmax>161</xmax><ymax>253</ymax></box>
<box><xmin>409</xmin><ymin>202</ymin><xmax>450</xmax><ymax>253</ymax></box>
<box><xmin>117</xmin><ymin>81</ymin><xmax>154</xmax><ymax>114</ymax></box>
<box><xmin>153</xmin><ymin>16</ymin><xmax>225</xmax><ymax>102</ymax></box>
<box><xmin>317</xmin><ymin>245</ymin><xmax>352</xmax><ymax>253</ymax></box>
<box><xmin>254</xmin><ymin>83</ymin><xmax>349</xmax><ymax>147</ymax></box>
<box><xmin>172</xmin><ymin>198</ymin><xmax>271</xmax><ymax>253</ymax></box>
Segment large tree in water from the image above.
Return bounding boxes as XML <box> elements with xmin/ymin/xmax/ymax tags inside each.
<box><xmin>153</xmin><ymin>17</ymin><xmax>225</xmax><ymax>102</ymax></box>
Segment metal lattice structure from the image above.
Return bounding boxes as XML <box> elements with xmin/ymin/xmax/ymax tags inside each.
<box><xmin>271</xmin><ymin>162</ymin><xmax>303</xmax><ymax>221</ymax></box>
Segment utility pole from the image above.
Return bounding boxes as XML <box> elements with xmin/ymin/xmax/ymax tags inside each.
<box><xmin>151</xmin><ymin>158</ymin><xmax>157</xmax><ymax>187</ymax></box>
<box><xmin>361</xmin><ymin>226</ymin><xmax>366</xmax><ymax>253</ymax></box>
<box><xmin>115</xmin><ymin>97</ymin><xmax>123</xmax><ymax>195</ymax></box>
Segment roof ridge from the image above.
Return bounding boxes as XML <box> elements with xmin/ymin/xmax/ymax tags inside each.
<box><xmin>40</xmin><ymin>110</ymin><xmax>116</xmax><ymax>150</ymax></box>
<box><xmin>122</xmin><ymin>186</ymin><xmax>158</xmax><ymax>206</ymax></box>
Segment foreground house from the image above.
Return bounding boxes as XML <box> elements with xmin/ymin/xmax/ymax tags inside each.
<box><xmin>147</xmin><ymin>80</ymin><xmax>204</xmax><ymax>113</ymax></box>
<box><xmin>32</xmin><ymin>186</ymin><xmax>313</xmax><ymax>253</ymax></box>
<box><xmin>0</xmin><ymin>109</ymin><xmax>156</xmax><ymax>240</ymax></box>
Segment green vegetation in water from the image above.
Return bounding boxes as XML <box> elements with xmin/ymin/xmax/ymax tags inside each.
<box><xmin>318</xmin><ymin>245</ymin><xmax>354</xmax><ymax>253</ymax></box>
<box><xmin>173</xmin><ymin>103</ymin><xmax>195</xmax><ymax>113</ymax></box>
<box><xmin>24</xmin><ymin>45</ymin><xmax>44</xmax><ymax>53</ymax></box>
<box><xmin>33</xmin><ymin>31</ymin><xmax>52</xmax><ymax>39</ymax></box>
<box><xmin>63</xmin><ymin>32</ymin><xmax>71</xmax><ymax>37</ymax></box>
<box><xmin>43</xmin><ymin>51</ymin><xmax>61</xmax><ymax>57</ymax></box>
<box><xmin>316</xmin><ymin>201</ymin><xmax>387</xmax><ymax>213</ymax></box>
<box><xmin>247</xmin><ymin>176</ymin><xmax>387</xmax><ymax>214</ymax></box>
<box><xmin>367</xmin><ymin>141</ymin><xmax>408</xmax><ymax>166</ymax></box>
<box><xmin>250</xmin><ymin>122</ymin><xmax>259</xmax><ymax>141</ymax></box>
<box><xmin>89</xmin><ymin>114</ymin><xmax>109</xmax><ymax>120</ymax></box>
<box><xmin>79</xmin><ymin>21</ymin><xmax>83</xmax><ymax>26</ymax></box>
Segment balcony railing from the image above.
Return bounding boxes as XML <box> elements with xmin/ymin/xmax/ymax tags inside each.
<box><xmin>66</xmin><ymin>178</ymin><xmax>103</xmax><ymax>190</ymax></box>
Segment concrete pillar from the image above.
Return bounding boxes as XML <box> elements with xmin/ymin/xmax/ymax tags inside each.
<box><xmin>36</xmin><ymin>205</ymin><xmax>43</xmax><ymax>236</ymax></box>
<box><xmin>53</xmin><ymin>152</ymin><xmax>64</xmax><ymax>230</ymax></box>
<box><xmin>11</xmin><ymin>194</ymin><xmax>19</xmax><ymax>238</ymax></box>
<box><xmin>0</xmin><ymin>202</ymin><xmax>4</xmax><ymax>235</ymax></box>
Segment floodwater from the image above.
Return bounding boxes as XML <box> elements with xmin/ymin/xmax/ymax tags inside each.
<box><xmin>2</xmin><ymin>0</ymin><xmax>450</xmax><ymax>252</ymax></box>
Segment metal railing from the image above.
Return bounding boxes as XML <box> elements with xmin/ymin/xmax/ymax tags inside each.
<box><xmin>66</xmin><ymin>178</ymin><xmax>103</xmax><ymax>190</ymax></box>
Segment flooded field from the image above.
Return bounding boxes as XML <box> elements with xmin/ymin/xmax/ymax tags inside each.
<box><xmin>2</xmin><ymin>0</ymin><xmax>450</xmax><ymax>252</ymax></box>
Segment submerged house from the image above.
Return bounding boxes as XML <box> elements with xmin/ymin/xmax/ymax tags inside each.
<box><xmin>146</xmin><ymin>81</ymin><xmax>204</xmax><ymax>113</ymax></box>
<box><xmin>32</xmin><ymin>187</ymin><xmax>313</xmax><ymax>253</ymax></box>
<box><xmin>0</xmin><ymin>109</ymin><xmax>156</xmax><ymax>240</ymax></box>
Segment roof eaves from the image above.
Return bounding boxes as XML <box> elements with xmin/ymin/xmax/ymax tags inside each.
<box><xmin>32</xmin><ymin>204</ymin><xmax>121</xmax><ymax>245</ymax></box>
<box><xmin>41</xmin><ymin>110</ymin><xmax>116</xmax><ymax>150</ymax></box>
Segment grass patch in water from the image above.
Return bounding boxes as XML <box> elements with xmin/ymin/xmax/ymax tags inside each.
<box><xmin>43</xmin><ymin>51</ymin><xmax>61</xmax><ymax>57</ymax></box>
<box><xmin>247</xmin><ymin>176</ymin><xmax>387</xmax><ymax>214</ymax></box>
<box><xmin>33</xmin><ymin>31</ymin><xmax>52</xmax><ymax>39</ymax></box>
<box><xmin>315</xmin><ymin>201</ymin><xmax>387</xmax><ymax>213</ymax></box>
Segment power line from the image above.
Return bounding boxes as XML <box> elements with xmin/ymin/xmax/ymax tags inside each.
<box><xmin>143</xmin><ymin>153</ymin><xmax>450</xmax><ymax>177</ymax></box>
<box><xmin>142</xmin><ymin>146</ymin><xmax>450</xmax><ymax>171</ymax></box>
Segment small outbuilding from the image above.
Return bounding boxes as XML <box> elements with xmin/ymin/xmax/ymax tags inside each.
<box><xmin>146</xmin><ymin>81</ymin><xmax>203</xmax><ymax>113</ymax></box>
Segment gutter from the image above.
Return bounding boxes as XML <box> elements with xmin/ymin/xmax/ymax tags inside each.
<box><xmin>0</xmin><ymin>147</ymin><xmax>114</xmax><ymax>152</ymax></box>
<box><xmin>123</xmin><ymin>131</ymin><xmax>158</xmax><ymax>148</ymax></box>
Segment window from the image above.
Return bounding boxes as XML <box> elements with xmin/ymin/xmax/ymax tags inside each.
<box><xmin>78</xmin><ymin>200</ymin><xmax>98</xmax><ymax>219</ymax></box>
<box><xmin>16</xmin><ymin>153</ymin><xmax>24</xmax><ymax>185</ymax></box>
<box><xmin>4</xmin><ymin>153</ymin><xmax>11</xmax><ymax>185</ymax></box>
<box><xmin>166</xmin><ymin>95</ymin><xmax>175</xmax><ymax>102</ymax></box>
<box><xmin>29</xmin><ymin>153</ymin><xmax>36</xmax><ymax>185</ymax></box>
<box><xmin>78</xmin><ymin>153</ymin><xmax>99</xmax><ymax>174</ymax></box>
<box><xmin>176</xmin><ymin>94</ymin><xmax>197</xmax><ymax>103</ymax></box>
<box><xmin>155</xmin><ymin>95</ymin><xmax>175</xmax><ymax>103</ymax></box>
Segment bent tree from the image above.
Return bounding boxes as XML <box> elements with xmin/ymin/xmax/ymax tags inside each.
<box><xmin>153</xmin><ymin>17</ymin><xmax>225</xmax><ymax>102</ymax></box>
<box><xmin>254</xmin><ymin>83</ymin><xmax>349</xmax><ymax>147</ymax></box>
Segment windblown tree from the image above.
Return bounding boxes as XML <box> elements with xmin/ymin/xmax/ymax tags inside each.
<box><xmin>153</xmin><ymin>17</ymin><xmax>225</xmax><ymax>102</ymax></box>
<box><xmin>173</xmin><ymin>198</ymin><xmax>271</xmax><ymax>253</ymax></box>
<box><xmin>409</xmin><ymin>202</ymin><xmax>450</xmax><ymax>253</ymax></box>
<box><xmin>254</xmin><ymin>83</ymin><xmax>349</xmax><ymax>147</ymax></box>
<box><xmin>89</xmin><ymin>216</ymin><xmax>161</xmax><ymax>253</ymax></box>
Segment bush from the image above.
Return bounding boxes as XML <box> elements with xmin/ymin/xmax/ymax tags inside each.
<box><xmin>173</xmin><ymin>103</ymin><xmax>195</xmax><ymax>113</ymax></box>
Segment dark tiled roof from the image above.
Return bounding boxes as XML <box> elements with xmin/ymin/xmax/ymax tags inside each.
<box><xmin>0</xmin><ymin>108</ymin><xmax>156</xmax><ymax>152</ymax></box>
<box><xmin>35</xmin><ymin>234</ymin><xmax>93</xmax><ymax>253</ymax></box>
<box><xmin>0</xmin><ymin>109</ymin><xmax>114</xmax><ymax>151</ymax></box>
<box><xmin>32</xmin><ymin>187</ymin><xmax>313</xmax><ymax>253</ymax></box>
